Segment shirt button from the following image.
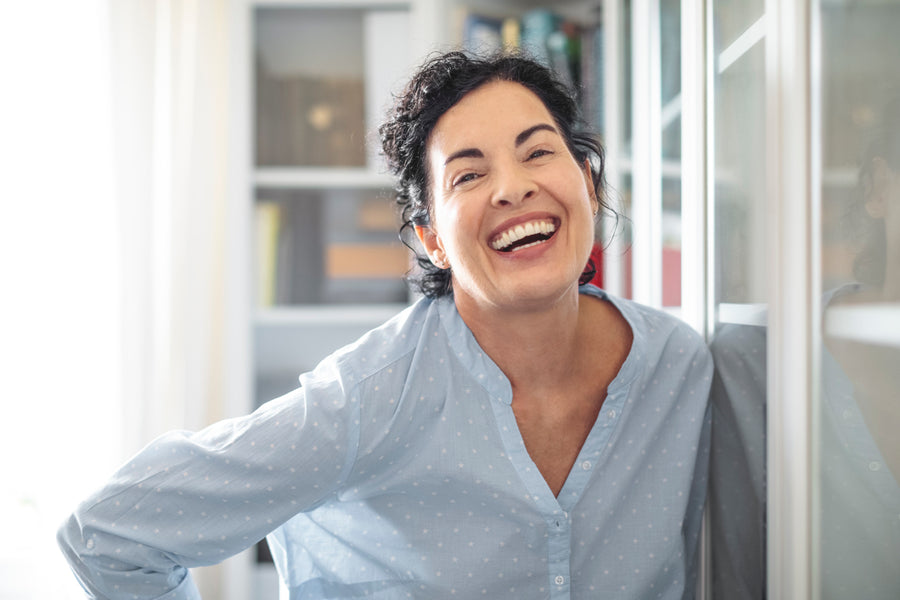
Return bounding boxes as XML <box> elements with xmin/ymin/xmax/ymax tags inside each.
<box><xmin>869</xmin><ymin>461</ymin><xmax>881</xmax><ymax>472</ymax></box>
<box><xmin>608</xmin><ymin>410</ymin><xmax>616</xmax><ymax>419</ymax></box>
<box><xmin>555</xmin><ymin>575</ymin><xmax>565</xmax><ymax>585</ymax></box>
<box><xmin>581</xmin><ymin>460</ymin><xmax>592</xmax><ymax>470</ymax></box>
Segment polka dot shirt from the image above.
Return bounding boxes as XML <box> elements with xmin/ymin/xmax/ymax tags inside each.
<box><xmin>58</xmin><ymin>286</ymin><xmax>713</xmax><ymax>599</ymax></box>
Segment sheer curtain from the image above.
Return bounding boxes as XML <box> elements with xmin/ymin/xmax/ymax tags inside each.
<box><xmin>0</xmin><ymin>1</ymin><xmax>233</xmax><ymax>597</ymax></box>
<box><xmin>109</xmin><ymin>0</ymin><xmax>231</xmax><ymax>454</ymax></box>
<box><xmin>109</xmin><ymin>0</ymin><xmax>234</xmax><ymax>596</ymax></box>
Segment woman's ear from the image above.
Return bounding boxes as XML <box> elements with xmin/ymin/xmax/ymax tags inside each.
<box><xmin>866</xmin><ymin>157</ymin><xmax>891</xmax><ymax>219</ymax></box>
<box><xmin>582</xmin><ymin>159</ymin><xmax>599</xmax><ymax>216</ymax></box>
<box><xmin>414</xmin><ymin>225</ymin><xmax>449</xmax><ymax>269</ymax></box>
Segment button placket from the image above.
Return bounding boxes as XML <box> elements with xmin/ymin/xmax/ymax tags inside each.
<box><xmin>547</xmin><ymin>511</ymin><xmax>571</xmax><ymax>597</ymax></box>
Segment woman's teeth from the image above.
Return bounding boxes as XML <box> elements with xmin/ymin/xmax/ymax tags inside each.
<box><xmin>491</xmin><ymin>220</ymin><xmax>557</xmax><ymax>251</ymax></box>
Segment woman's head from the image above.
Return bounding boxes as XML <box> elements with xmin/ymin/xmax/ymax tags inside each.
<box><xmin>379</xmin><ymin>50</ymin><xmax>607</xmax><ymax>299</ymax></box>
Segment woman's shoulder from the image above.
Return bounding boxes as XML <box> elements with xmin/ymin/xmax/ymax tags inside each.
<box><xmin>308</xmin><ymin>296</ymin><xmax>447</xmax><ymax>383</ymax></box>
<box><xmin>580</xmin><ymin>285</ymin><xmax>707</xmax><ymax>350</ymax></box>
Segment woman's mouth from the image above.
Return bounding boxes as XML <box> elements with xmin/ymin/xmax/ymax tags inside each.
<box><xmin>490</xmin><ymin>219</ymin><xmax>558</xmax><ymax>252</ymax></box>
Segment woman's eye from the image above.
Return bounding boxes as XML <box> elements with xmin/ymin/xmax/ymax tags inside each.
<box><xmin>453</xmin><ymin>172</ymin><xmax>479</xmax><ymax>187</ymax></box>
<box><xmin>528</xmin><ymin>149</ymin><xmax>553</xmax><ymax>160</ymax></box>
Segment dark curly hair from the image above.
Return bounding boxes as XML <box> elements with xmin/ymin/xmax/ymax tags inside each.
<box><xmin>379</xmin><ymin>50</ymin><xmax>609</xmax><ymax>298</ymax></box>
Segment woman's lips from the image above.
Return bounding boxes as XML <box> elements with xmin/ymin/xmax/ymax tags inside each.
<box><xmin>490</xmin><ymin>218</ymin><xmax>558</xmax><ymax>251</ymax></box>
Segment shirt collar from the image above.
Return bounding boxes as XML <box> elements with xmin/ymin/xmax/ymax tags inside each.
<box><xmin>433</xmin><ymin>287</ymin><xmax>643</xmax><ymax>405</ymax></box>
<box><xmin>435</xmin><ymin>295</ymin><xmax>513</xmax><ymax>404</ymax></box>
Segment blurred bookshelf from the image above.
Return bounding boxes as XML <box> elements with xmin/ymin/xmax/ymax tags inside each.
<box><xmin>229</xmin><ymin>2</ymin><xmax>422</xmax><ymax>598</ymax></box>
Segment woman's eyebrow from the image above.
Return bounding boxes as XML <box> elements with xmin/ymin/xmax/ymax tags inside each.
<box><xmin>444</xmin><ymin>147</ymin><xmax>483</xmax><ymax>166</ymax></box>
<box><xmin>443</xmin><ymin>123</ymin><xmax>558</xmax><ymax>166</ymax></box>
<box><xmin>515</xmin><ymin>123</ymin><xmax>558</xmax><ymax>147</ymax></box>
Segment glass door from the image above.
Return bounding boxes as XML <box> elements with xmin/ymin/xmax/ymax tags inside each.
<box><xmin>602</xmin><ymin>0</ymin><xmax>687</xmax><ymax>313</ymax></box>
<box><xmin>707</xmin><ymin>1</ymin><xmax>900</xmax><ymax>598</ymax></box>
<box><xmin>815</xmin><ymin>1</ymin><xmax>900</xmax><ymax>597</ymax></box>
<box><xmin>706</xmin><ymin>1</ymin><xmax>769</xmax><ymax>596</ymax></box>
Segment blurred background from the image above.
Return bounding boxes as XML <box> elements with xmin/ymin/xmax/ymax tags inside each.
<box><xmin>1</xmin><ymin>1</ymin><xmax>897</xmax><ymax>599</ymax></box>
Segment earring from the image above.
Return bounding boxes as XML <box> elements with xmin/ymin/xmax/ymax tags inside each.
<box><xmin>433</xmin><ymin>253</ymin><xmax>449</xmax><ymax>269</ymax></box>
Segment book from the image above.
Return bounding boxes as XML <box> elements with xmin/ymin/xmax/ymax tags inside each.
<box><xmin>520</xmin><ymin>9</ymin><xmax>559</xmax><ymax>66</ymax></box>
<box><xmin>255</xmin><ymin>201</ymin><xmax>283</xmax><ymax>307</ymax></box>
<box><xmin>580</xmin><ymin>21</ymin><xmax>605</xmax><ymax>135</ymax></box>
<box><xmin>501</xmin><ymin>17</ymin><xmax>521</xmax><ymax>49</ymax></box>
<box><xmin>462</xmin><ymin>12</ymin><xmax>503</xmax><ymax>54</ymax></box>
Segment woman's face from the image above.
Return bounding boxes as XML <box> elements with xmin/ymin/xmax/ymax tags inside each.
<box><xmin>417</xmin><ymin>80</ymin><xmax>597</xmax><ymax>313</ymax></box>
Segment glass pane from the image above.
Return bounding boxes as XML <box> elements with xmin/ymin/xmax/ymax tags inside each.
<box><xmin>254</xmin><ymin>8</ymin><xmax>367</xmax><ymax>167</ymax></box>
<box><xmin>254</xmin><ymin>187</ymin><xmax>409</xmax><ymax>306</ymax></box>
<box><xmin>619</xmin><ymin>172</ymin><xmax>634</xmax><ymax>299</ymax></box>
<box><xmin>661</xmin><ymin>0</ymin><xmax>681</xmax><ymax>307</ymax></box>
<box><xmin>662</xmin><ymin>176</ymin><xmax>681</xmax><ymax>306</ymax></box>
<box><xmin>600</xmin><ymin>0</ymin><xmax>633</xmax><ymax>299</ymax></box>
<box><xmin>713</xmin><ymin>0</ymin><xmax>764</xmax><ymax>50</ymax></box>
<box><xmin>707</xmin><ymin>4</ymin><xmax>768</xmax><ymax>599</ymax></box>
<box><xmin>621</xmin><ymin>0</ymin><xmax>633</xmax><ymax>155</ymax></box>
<box><xmin>712</xmin><ymin>40</ymin><xmax>767</xmax><ymax>304</ymax></box>
<box><xmin>817</xmin><ymin>2</ymin><xmax>900</xmax><ymax>596</ymax></box>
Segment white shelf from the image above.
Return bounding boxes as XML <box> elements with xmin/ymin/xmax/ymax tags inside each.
<box><xmin>617</xmin><ymin>157</ymin><xmax>683</xmax><ymax>178</ymax></box>
<box><xmin>717</xmin><ymin>302</ymin><xmax>768</xmax><ymax>326</ymax></box>
<box><xmin>255</xmin><ymin>303</ymin><xmax>408</xmax><ymax>325</ymax></box>
<box><xmin>821</xmin><ymin>167</ymin><xmax>857</xmax><ymax>188</ymax></box>
<box><xmin>824</xmin><ymin>303</ymin><xmax>900</xmax><ymax>348</ymax></box>
<box><xmin>254</xmin><ymin>304</ymin><xmax>409</xmax><ymax>375</ymax></box>
<box><xmin>254</xmin><ymin>167</ymin><xmax>395</xmax><ymax>189</ymax></box>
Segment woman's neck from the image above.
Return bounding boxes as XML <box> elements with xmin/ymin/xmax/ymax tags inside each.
<box><xmin>454</xmin><ymin>288</ymin><xmax>622</xmax><ymax>395</ymax></box>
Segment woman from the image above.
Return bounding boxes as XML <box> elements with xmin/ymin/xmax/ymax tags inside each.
<box><xmin>59</xmin><ymin>51</ymin><xmax>712</xmax><ymax>599</ymax></box>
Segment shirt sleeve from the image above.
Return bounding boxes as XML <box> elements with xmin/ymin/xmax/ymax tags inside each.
<box><xmin>57</xmin><ymin>365</ymin><xmax>361</xmax><ymax>599</ymax></box>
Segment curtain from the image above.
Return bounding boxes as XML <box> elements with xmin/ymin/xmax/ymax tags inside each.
<box><xmin>110</xmin><ymin>0</ymin><xmax>231</xmax><ymax>450</ymax></box>
<box><xmin>0</xmin><ymin>1</ymin><xmax>233</xmax><ymax>598</ymax></box>
<box><xmin>108</xmin><ymin>0</ymin><xmax>232</xmax><ymax>596</ymax></box>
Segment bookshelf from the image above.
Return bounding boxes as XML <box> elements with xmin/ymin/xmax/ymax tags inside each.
<box><xmin>228</xmin><ymin>2</ymin><xmax>433</xmax><ymax>598</ymax></box>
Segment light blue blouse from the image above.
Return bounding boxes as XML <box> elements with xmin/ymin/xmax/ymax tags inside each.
<box><xmin>58</xmin><ymin>286</ymin><xmax>712</xmax><ymax>599</ymax></box>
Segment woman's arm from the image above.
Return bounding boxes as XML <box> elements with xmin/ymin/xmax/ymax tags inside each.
<box><xmin>58</xmin><ymin>374</ymin><xmax>359</xmax><ymax>599</ymax></box>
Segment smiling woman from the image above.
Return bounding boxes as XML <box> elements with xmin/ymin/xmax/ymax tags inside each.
<box><xmin>57</xmin><ymin>50</ymin><xmax>713</xmax><ymax>600</ymax></box>
<box><xmin>415</xmin><ymin>80</ymin><xmax>598</xmax><ymax>317</ymax></box>
<box><xmin>380</xmin><ymin>52</ymin><xmax>608</xmax><ymax>301</ymax></box>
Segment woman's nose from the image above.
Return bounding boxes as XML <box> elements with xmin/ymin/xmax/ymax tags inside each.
<box><xmin>490</xmin><ymin>162</ymin><xmax>538</xmax><ymax>208</ymax></box>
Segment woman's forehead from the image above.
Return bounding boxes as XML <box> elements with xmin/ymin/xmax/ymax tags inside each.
<box><xmin>428</xmin><ymin>81</ymin><xmax>556</xmax><ymax>153</ymax></box>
